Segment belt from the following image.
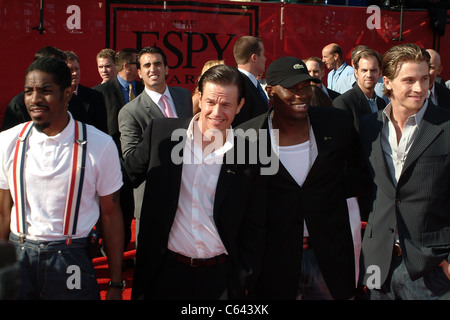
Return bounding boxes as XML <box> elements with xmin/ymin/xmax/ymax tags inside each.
<box><xmin>303</xmin><ymin>237</ymin><xmax>312</xmax><ymax>250</ymax></box>
<box><xmin>393</xmin><ymin>242</ymin><xmax>402</xmax><ymax>257</ymax></box>
<box><xmin>167</xmin><ymin>250</ymin><xmax>227</xmax><ymax>267</ymax></box>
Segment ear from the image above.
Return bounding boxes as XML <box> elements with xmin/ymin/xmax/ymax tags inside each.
<box><xmin>138</xmin><ymin>68</ymin><xmax>143</xmax><ymax>80</ymax></box>
<box><xmin>63</xmin><ymin>86</ymin><xmax>73</xmax><ymax>103</ymax></box>
<box><xmin>383</xmin><ymin>76</ymin><xmax>391</xmax><ymax>91</ymax></box>
<box><xmin>235</xmin><ymin>97</ymin><xmax>245</xmax><ymax>115</ymax></box>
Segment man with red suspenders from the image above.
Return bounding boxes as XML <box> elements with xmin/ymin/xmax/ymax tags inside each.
<box><xmin>0</xmin><ymin>57</ymin><xmax>125</xmax><ymax>300</ymax></box>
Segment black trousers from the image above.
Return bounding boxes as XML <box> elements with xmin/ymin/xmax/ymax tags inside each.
<box><xmin>145</xmin><ymin>251</ymin><xmax>228</xmax><ymax>300</ymax></box>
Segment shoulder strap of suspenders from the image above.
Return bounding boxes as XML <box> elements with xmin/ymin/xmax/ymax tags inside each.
<box><xmin>13</xmin><ymin>120</ymin><xmax>87</xmax><ymax>244</ymax></box>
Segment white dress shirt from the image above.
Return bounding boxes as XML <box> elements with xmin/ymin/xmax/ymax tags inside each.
<box><xmin>167</xmin><ymin>113</ymin><xmax>234</xmax><ymax>258</ymax></box>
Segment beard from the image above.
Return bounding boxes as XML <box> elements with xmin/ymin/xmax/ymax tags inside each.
<box><xmin>32</xmin><ymin>120</ymin><xmax>50</xmax><ymax>133</ymax></box>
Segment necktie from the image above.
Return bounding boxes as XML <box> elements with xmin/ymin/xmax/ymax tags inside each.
<box><xmin>257</xmin><ymin>81</ymin><xmax>270</xmax><ymax>109</ymax></box>
<box><xmin>161</xmin><ymin>94</ymin><xmax>174</xmax><ymax>118</ymax></box>
<box><xmin>128</xmin><ymin>83</ymin><xmax>135</xmax><ymax>101</ymax></box>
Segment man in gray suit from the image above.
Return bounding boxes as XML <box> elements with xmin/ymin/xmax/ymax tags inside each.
<box><xmin>359</xmin><ymin>43</ymin><xmax>450</xmax><ymax>300</ymax></box>
<box><xmin>118</xmin><ymin>46</ymin><xmax>192</xmax><ymax>244</ymax></box>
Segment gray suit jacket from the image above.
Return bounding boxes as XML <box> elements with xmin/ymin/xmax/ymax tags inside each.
<box><xmin>360</xmin><ymin>102</ymin><xmax>450</xmax><ymax>286</ymax></box>
<box><xmin>118</xmin><ymin>86</ymin><xmax>192</xmax><ymax>219</ymax></box>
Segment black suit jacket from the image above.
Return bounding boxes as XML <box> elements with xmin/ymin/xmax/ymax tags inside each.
<box><xmin>93</xmin><ymin>77</ymin><xmax>144</xmax><ymax>150</ymax></box>
<box><xmin>333</xmin><ymin>84</ymin><xmax>386</xmax><ymax>133</ymax></box>
<box><xmin>359</xmin><ymin>102</ymin><xmax>450</xmax><ymax>286</ymax></box>
<box><xmin>121</xmin><ymin>117</ymin><xmax>266</xmax><ymax>300</ymax></box>
<box><xmin>238</xmin><ymin>107</ymin><xmax>357</xmax><ymax>299</ymax></box>
<box><xmin>76</xmin><ymin>84</ymin><xmax>108</xmax><ymax>133</ymax></box>
<box><xmin>326</xmin><ymin>87</ymin><xmax>341</xmax><ymax>100</ymax></box>
<box><xmin>2</xmin><ymin>91</ymin><xmax>90</xmax><ymax>131</ymax></box>
<box><xmin>232</xmin><ymin>73</ymin><xmax>268</xmax><ymax>127</ymax></box>
<box><xmin>434</xmin><ymin>81</ymin><xmax>450</xmax><ymax>109</ymax></box>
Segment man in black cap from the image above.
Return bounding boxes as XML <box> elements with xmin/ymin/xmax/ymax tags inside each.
<box><xmin>238</xmin><ymin>56</ymin><xmax>359</xmax><ymax>299</ymax></box>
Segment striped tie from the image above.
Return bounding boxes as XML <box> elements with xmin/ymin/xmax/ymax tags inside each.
<box><xmin>128</xmin><ymin>83</ymin><xmax>135</xmax><ymax>101</ymax></box>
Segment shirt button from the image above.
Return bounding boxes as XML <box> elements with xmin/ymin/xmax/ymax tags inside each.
<box><xmin>395</xmin><ymin>198</ymin><xmax>401</xmax><ymax>204</ymax></box>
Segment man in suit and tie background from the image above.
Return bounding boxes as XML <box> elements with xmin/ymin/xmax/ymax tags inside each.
<box><xmin>359</xmin><ymin>43</ymin><xmax>450</xmax><ymax>300</ymax></box>
<box><xmin>94</xmin><ymin>48</ymin><xmax>144</xmax><ymax>257</ymax></box>
<box><xmin>232</xmin><ymin>35</ymin><xmax>269</xmax><ymax>126</ymax></box>
<box><xmin>118</xmin><ymin>46</ymin><xmax>193</xmax><ymax>245</ymax></box>
<box><xmin>122</xmin><ymin>64</ymin><xmax>266</xmax><ymax>300</ymax></box>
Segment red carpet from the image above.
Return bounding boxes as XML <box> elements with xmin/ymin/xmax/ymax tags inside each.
<box><xmin>94</xmin><ymin>219</ymin><xmax>136</xmax><ymax>300</ymax></box>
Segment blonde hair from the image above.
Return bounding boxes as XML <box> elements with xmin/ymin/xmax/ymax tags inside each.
<box><xmin>382</xmin><ymin>43</ymin><xmax>430</xmax><ymax>98</ymax></box>
<box><xmin>194</xmin><ymin>60</ymin><xmax>225</xmax><ymax>93</ymax></box>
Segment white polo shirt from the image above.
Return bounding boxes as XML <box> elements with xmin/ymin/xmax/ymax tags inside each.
<box><xmin>0</xmin><ymin>113</ymin><xmax>123</xmax><ymax>241</ymax></box>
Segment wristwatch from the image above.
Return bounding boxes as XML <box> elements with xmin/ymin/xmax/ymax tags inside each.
<box><xmin>108</xmin><ymin>280</ymin><xmax>126</xmax><ymax>290</ymax></box>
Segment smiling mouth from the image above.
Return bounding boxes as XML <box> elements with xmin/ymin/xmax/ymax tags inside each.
<box><xmin>208</xmin><ymin>117</ymin><xmax>225</xmax><ymax>125</ymax></box>
<box><xmin>292</xmin><ymin>103</ymin><xmax>308</xmax><ymax>110</ymax></box>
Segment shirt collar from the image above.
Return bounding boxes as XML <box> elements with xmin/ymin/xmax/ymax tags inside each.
<box><xmin>336</xmin><ymin>62</ymin><xmax>347</xmax><ymax>72</ymax></box>
<box><xmin>382</xmin><ymin>99</ymin><xmax>428</xmax><ymax>126</ymax></box>
<box><xmin>29</xmin><ymin>112</ymin><xmax>75</xmax><ymax>145</ymax></box>
<box><xmin>238</xmin><ymin>68</ymin><xmax>258</xmax><ymax>87</ymax></box>
<box><xmin>117</xmin><ymin>74</ymin><xmax>135</xmax><ymax>89</ymax></box>
<box><xmin>144</xmin><ymin>86</ymin><xmax>170</xmax><ymax>105</ymax></box>
<box><xmin>185</xmin><ymin>113</ymin><xmax>234</xmax><ymax>161</ymax></box>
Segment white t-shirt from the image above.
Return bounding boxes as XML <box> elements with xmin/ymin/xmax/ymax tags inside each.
<box><xmin>0</xmin><ymin>114</ymin><xmax>123</xmax><ymax>241</ymax></box>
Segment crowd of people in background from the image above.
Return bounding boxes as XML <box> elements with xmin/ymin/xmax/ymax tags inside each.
<box><xmin>1</xmin><ymin>35</ymin><xmax>450</xmax><ymax>301</ymax></box>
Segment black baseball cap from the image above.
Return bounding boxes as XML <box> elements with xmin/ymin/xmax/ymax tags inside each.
<box><xmin>266</xmin><ymin>56</ymin><xmax>320</xmax><ymax>88</ymax></box>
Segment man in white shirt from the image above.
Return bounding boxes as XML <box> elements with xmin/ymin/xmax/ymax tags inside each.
<box><xmin>0</xmin><ymin>57</ymin><xmax>125</xmax><ymax>299</ymax></box>
<box><xmin>122</xmin><ymin>64</ymin><xmax>266</xmax><ymax>300</ymax></box>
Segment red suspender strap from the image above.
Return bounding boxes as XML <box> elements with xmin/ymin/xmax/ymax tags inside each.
<box><xmin>63</xmin><ymin>120</ymin><xmax>87</xmax><ymax>244</ymax></box>
<box><xmin>13</xmin><ymin>121</ymin><xmax>33</xmax><ymax>241</ymax></box>
<box><xmin>12</xmin><ymin>120</ymin><xmax>87</xmax><ymax>244</ymax></box>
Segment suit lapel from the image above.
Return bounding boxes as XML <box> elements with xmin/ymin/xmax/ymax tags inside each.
<box><xmin>401</xmin><ymin>104</ymin><xmax>443</xmax><ymax>175</ymax></box>
<box><xmin>214</xmin><ymin>148</ymin><xmax>239</xmax><ymax>214</ymax></box>
<box><xmin>142</xmin><ymin>90</ymin><xmax>165</xmax><ymax>118</ymax></box>
<box><xmin>112</xmin><ymin>78</ymin><xmax>126</xmax><ymax>106</ymax></box>
<box><xmin>302</xmin><ymin>110</ymin><xmax>335</xmax><ymax>187</ymax></box>
<box><xmin>170</xmin><ymin>87</ymin><xmax>188</xmax><ymax>118</ymax></box>
<box><xmin>368</xmin><ymin>113</ymin><xmax>395</xmax><ymax>187</ymax></box>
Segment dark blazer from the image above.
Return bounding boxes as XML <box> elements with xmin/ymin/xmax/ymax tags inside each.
<box><xmin>76</xmin><ymin>84</ymin><xmax>108</xmax><ymax>133</ymax></box>
<box><xmin>238</xmin><ymin>107</ymin><xmax>357</xmax><ymax>300</ymax></box>
<box><xmin>232</xmin><ymin>73</ymin><xmax>268</xmax><ymax>127</ymax></box>
<box><xmin>333</xmin><ymin>84</ymin><xmax>386</xmax><ymax>133</ymax></box>
<box><xmin>93</xmin><ymin>77</ymin><xmax>144</xmax><ymax>149</ymax></box>
<box><xmin>118</xmin><ymin>87</ymin><xmax>193</xmax><ymax>220</ymax></box>
<box><xmin>121</xmin><ymin>117</ymin><xmax>266</xmax><ymax>300</ymax></box>
<box><xmin>434</xmin><ymin>81</ymin><xmax>450</xmax><ymax>109</ymax></box>
<box><xmin>325</xmin><ymin>87</ymin><xmax>341</xmax><ymax>100</ymax></box>
<box><xmin>359</xmin><ymin>102</ymin><xmax>450</xmax><ymax>287</ymax></box>
<box><xmin>2</xmin><ymin>91</ymin><xmax>90</xmax><ymax>131</ymax></box>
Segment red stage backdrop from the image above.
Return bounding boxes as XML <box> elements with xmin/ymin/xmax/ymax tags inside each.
<box><xmin>0</xmin><ymin>0</ymin><xmax>448</xmax><ymax>127</ymax></box>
